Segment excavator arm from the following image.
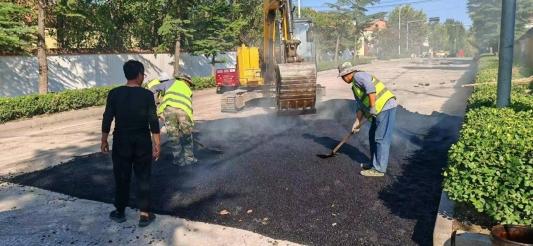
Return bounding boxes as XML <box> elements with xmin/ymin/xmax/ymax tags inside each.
<box><xmin>262</xmin><ymin>0</ymin><xmax>317</xmax><ymax>113</ymax></box>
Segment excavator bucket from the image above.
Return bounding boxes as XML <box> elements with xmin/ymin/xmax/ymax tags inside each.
<box><xmin>276</xmin><ymin>62</ymin><xmax>317</xmax><ymax>114</ymax></box>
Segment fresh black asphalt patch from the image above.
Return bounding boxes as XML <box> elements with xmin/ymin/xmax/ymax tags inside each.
<box><xmin>10</xmin><ymin>101</ymin><xmax>464</xmax><ymax>246</ymax></box>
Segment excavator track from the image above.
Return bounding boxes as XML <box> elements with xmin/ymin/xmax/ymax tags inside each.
<box><xmin>276</xmin><ymin>62</ymin><xmax>317</xmax><ymax>114</ymax></box>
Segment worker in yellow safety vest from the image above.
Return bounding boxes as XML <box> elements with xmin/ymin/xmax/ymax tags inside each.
<box><xmin>338</xmin><ymin>62</ymin><xmax>397</xmax><ymax>177</ymax></box>
<box><xmin>150</xmin><ymin>72</ymin><xmax>196</xmax><ymax>166</ymax></box>
<box><xmin>144</xmin><ymin>72</ymin><xmax>171</xmax><ymax>103</ymax></box>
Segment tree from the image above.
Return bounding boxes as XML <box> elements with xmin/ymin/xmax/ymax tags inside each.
<box><xmin>328</xmin><ymin>0</ymin><xmax>384</xmax><ymax>61</ymax></box>
<box><xmin>188</xmin><ymin>0</ymin><xmax>244</xmax><ymax>75</ymax></box>
<box><xmin>387</xmin><ymin>5</ymin><xmax>428</xmax><ymax>56</ymax></box>
<box><xmin>158</xmin><ymin>16</ymin><xmax>192</xmax><ymax>74</ymax></box>
<box><xmin>307</xmin><ymin>6</ymin><xmax>352</xmax><ymax>64</ymax></box>
<box><xmin>428</xmin><ymin>21</ymin><xmax>447</xmax><ymax>51</ymax></box>
<box><xmin>229</xmin><ymin>0</ymin><xmax>263</xmax><ymax>46</ymax></box>
<box><xmin>37</xmin><ymin>0</ymin><xmax>55</xmax><ymax>94</ymax></box>
<box><xmin>468</xmin><ymin>0</ymin><xmax>533</xmax><ymax>53</ymax></box>
<box><xmin>443</xmin><ymin>19</ymin><xmax>467</xmax><ymax>55</ymax></box>
<box><xmin>54</xmin><ymin>0</ymin><xmax>90</xmax><ymax>49</ymax></box>
<box><xmin>468</xmin><ymin>0</ymin><xmax>500</xmax><ymax>53</ymax></box>
<box><xmin>0</xmin><ymin>2</ymin><xmax>35</xmax><ymax>53</ymax></box>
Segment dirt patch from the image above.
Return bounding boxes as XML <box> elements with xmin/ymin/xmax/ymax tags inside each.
<box><xmin>452</xmin><ymin>202</ymin><xmax>496</xmax><ymax>234</ymax></box>
<box><xmin>10</xmin><ymin>101</ymin><xmax>463</xmax><ymax>246</ymax></box>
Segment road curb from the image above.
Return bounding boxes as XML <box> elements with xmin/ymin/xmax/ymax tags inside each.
<box><xmin>433</xmin><ymin>191</ymin><xmax>455</xmax><ymax>246</ymax></box>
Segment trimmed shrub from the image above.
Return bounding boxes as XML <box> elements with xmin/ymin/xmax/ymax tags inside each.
<box><xmin>0</xmin><ymin>76</ymin><xmax>216</xmax><ymax>123</ymax></box>
<box><xmin>0</xmin><ymin>87</ymin><xmax>112</xmax><ymax>123</ymax></box>
<box><xmin>443</xmin><ymin>56</ymin><xmax>533</xmax><ymax>225</ymax></box>
<box><xmin>191</xmin><ymin>76</ymin><xmax>216</xmax><ymax>90</ymax></box>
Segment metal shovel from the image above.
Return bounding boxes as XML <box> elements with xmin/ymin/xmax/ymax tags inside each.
<box><xmin>316</xmin><ymin>130</ymin><xmax>357</xmax><ymax>159</ymax></box>
<box><xmin>317</xmin><ymin>119</ymin><xmax>366</xmax><ymax>159</ymax></box>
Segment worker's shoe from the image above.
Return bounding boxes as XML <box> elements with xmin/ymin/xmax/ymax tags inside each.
<box><xmin>109</xmin><ymin>210</ymin><xmax>126</xmax><ymax>223</ymax></box>
<box><xmin>360</xmin><ymin>169</ymin><xmax>385</xmax><ymax>177</ymax></box>
<box><xmin>184</xmin><ymin>157</ymin><xmax>198</xmax><ymax>166</ymax></box>
<box><xmin>139</xmin><ymin>213</ymin><xmax>156</xmax><ymax>227</ymax></box>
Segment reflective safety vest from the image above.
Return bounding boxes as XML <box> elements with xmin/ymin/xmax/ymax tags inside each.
<box><xmin>144</xmin><ymin>79</ymin><xmax>161</xmax><ymax>89</ymax></box>
<box><xmin>352</xmin><ymin>76</ymin><xmax>395</xmax><ymax>116</ymax></box>
<box><xmin>158</xmin><ymin>80</ymin><xmax>193</xmax><ymax>122</ymax></box>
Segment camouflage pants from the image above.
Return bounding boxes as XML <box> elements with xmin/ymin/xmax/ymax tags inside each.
<box><xmin>163</xmin><ymin>108</ymin><xmax>195</xmax><ymax>166</ymax></box>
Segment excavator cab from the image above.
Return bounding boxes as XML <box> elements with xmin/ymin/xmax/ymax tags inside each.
<box><xmin>274</xmin><ymin>16</ymin><xmax>318</xmax><ymax>114</ymax></box>
<box><xmin>292</xmin><ymin>19</ymin><xmax>316</xmax><ymax>62</ymax></box>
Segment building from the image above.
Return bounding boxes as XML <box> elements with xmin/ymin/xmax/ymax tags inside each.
<box><xmin>356</xmin><ymin>20</ymin><xmax>387</xmax><ymax>57</ymax></box>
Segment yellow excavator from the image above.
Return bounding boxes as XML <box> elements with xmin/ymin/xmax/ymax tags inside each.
<box><xmin>220</xmin><ymin>0</ymin><xmax>319</xmax><ymax>114</ymax></box>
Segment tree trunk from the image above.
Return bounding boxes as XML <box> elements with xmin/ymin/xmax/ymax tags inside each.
<box><xmin>334</xmin><ymin>34</ymin><xmax>341</xmax><ymax>65</ymax></box>
<box><xmin>353</xmin><ymin>33</ymin><xmax>358</xmax><ymax>64</ymax></box>
<box><xmin>57</xmin><ymin>0</ymin><xmax>67</xmax><ymax>48</ymax></box>
<box><xmin>315</xmin><ymin>36</ymin><xmax>320</xmax><ymax>64</ymax></box>
<box><xmin>174</xmin><ymin>35</ymin><xmax>181</xmax><ymax>76</ymax></box>
<box><xmin>37</xmin><ymin>0</ymin><xmax>48</xmax><ymax>95</ymax></box>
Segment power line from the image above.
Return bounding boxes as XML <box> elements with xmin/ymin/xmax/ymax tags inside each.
<box><xmin>366</xmin><ymin>0</ymin><xmax>444</xmax><ymax>9</ymax></box>
<box><xmin>304</xmin><ymin>0</ymin><xmax>444</xmax><ymax>10</ymax></box>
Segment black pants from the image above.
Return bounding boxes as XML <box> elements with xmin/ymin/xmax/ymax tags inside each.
<box><xmin>112</xmin><ymin>132</ymin><xmax>152</xmax><ymax>213</ymax></box>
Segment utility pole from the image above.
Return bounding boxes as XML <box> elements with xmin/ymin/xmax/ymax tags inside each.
<box><xmin>496</xmin><ymin>0</ymin><xmax>516</xmax><ymax>108</ymax></box>
<box><xmin>298</xmin><ymin>0</ymin><xmax>301</xmax><ymax>18</ymax></box>
<box><xmin>398</xmin><ymin>6</ymin><xmax>402</xmax><ymax>56</ymax></box>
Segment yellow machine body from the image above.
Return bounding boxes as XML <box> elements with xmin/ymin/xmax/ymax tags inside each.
<box><xmin>237</xmin><ymin>45</ymin><xmax>264</xmax><ymax>88</ymax></box>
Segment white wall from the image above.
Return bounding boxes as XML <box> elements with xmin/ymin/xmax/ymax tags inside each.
<box><xmin>0</xmin><ymin>52</ymin><xmax>236</xmax><ymax>97</ymax></box>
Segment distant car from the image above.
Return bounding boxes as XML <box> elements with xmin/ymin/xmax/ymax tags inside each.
<box><xmin>435</xmin><ymin>50</ymin><xmax>449</xmax><ymax>58</ymax></box>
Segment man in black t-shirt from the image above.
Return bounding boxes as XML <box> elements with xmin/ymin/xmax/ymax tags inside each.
<box><xmin>101</xmin><ymin>60</ymin><xmax>161</xmax><ymax>227</ymax></box>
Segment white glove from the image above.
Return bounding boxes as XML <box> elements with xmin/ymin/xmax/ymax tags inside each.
<box><xmin>369</xmin><ymin>107</ymin><xmax>377</xmax><ymax>117</ymax></box>
<box><xmin>351</xmin><ymin>119</ymin><xmax>362</xmax><ymax>133</ymax></box>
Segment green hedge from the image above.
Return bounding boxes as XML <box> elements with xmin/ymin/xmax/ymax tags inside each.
<box><xmin>0</xmin><ymin>76</ymin><xmax>216</xmax><ymax>123</ymax></box>
<box><xmin>443</xmin><ymin>56</ymin><xmax>533</xmax><ymax>225</ymax></box>
<box><xmin>191</xmin><ymin>76</ymin><xmax>216</xmax><ymax>90</ymax></box>
<box><xmin>0</xmin><ymin>86</ymin><xmax>113</xmax><ymax>123</ymax></box>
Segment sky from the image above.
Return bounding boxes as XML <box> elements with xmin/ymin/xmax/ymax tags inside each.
<box><xmin>300</xmin><ymin>0</ymin><xmax>472</xmax><ymax>26</ymax></box>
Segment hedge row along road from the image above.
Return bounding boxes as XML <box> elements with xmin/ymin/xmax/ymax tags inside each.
<box><xmin>0</xmin><ymin>77</ymin><xmax>216</xmax><ymax>123</ymax></box>
<box><xmin>444</xmin><ymin>56</ymin><xmax>533</xmax><ymax>225</ymax></box>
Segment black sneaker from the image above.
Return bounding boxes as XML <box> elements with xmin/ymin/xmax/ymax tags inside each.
<box><xmin>138</xmin><ymin>213</ymin><xmax>156</xmax><ymax>227</ymax></box>
<box><xmin>109</xmin><ymin>210</ymin><xmax>126</xmax><ymax>223</ymax></box>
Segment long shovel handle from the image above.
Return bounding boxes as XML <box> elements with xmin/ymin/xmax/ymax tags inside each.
<box><xmin>331</xmin><ymin>132</ymin><xmax>354</xmax><ymax>154</ymax></box>
<box><xmin>331</xmin><ymin>118</ymin><xmax>367</xmax><ymax>155</ymax></box>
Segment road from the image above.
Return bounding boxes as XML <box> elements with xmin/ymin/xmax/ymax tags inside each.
<box><xmin>0</xmin><ymin>58</ymin><xmax>474</xmax><ymax>245</ymax></box>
